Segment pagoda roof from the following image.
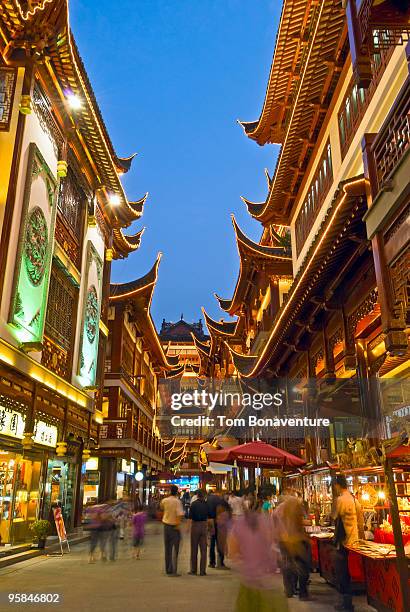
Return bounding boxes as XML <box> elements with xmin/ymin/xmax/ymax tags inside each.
<box><xmin>230</xmin><ymin>177</ymin><xmax>367</xmax><ymax>378</ymax></box>
<box><xmin>160</xmin><ymin>318</ymin><xmax>209</xmax><ymax>343</ymax></box>
<box><xmin>191</xmin><ymin>334</ymin><xmax>211</xmax><ymax>357</ymax></box>
<box><xmin>163</xmin><ymin>365</ymin><xmax>185</xmax><ymax>379</ymax></box>
<box><xmin>202</xmin><ymin>309</ymin><xmax>239</xmax><ymax>337</ymax></box>
<box><xmin>225</xmin><ymin>345</ymin><xmax>259</xmax><ymax>378</ymax></box>
<box><xmin>123</xmin><ymin>193</ymin><xmax>148</xmax><ymax>224</ymax></box>
<box><xmin>109</xmin><ymin>254</ymin><xmax>176</xmax><ymax>371</ymax></box>
<box><xmin>116</xmin><ymin>153</ymin><xmax>137</xmax><ymax>175</ymax></box>
<box><xmin>112</xmin><ymin>227</ymin><xmax>145</xmax><ymax>260</ymax></box>
<box><xmin>0</xmin><ymin>1</ymin><xmax>147</xmax><ymax>232</ymax></box>
<box><xmin>215</xmin><ymin>216</ymin><xmax>292</xmax><ymax>315</ymax></box>
<box><xmin>239</xmin><ymin>0</ymin><xmax>346</xmax><ymax>224</ymax></box>
<box><xmin>110</xmin><ymin>254</ymin><xmax>161</xmax><ymax>303</ymax></box>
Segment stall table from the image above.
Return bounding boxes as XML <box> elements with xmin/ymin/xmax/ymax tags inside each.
<box><xmin>345</xmin><ymin>541</ymin><xmax>410</xmax><ymax>612</ymax></box>
<box><xmin>311</xmin><ymin>533</ymin><xmax>366</xmax><ymax>592</ymax></box>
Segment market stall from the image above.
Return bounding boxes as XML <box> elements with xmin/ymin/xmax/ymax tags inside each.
<box><xmin>345</xmin><ymin>540</ymin><xmax>410</xmax><ymax>612</ymax></box>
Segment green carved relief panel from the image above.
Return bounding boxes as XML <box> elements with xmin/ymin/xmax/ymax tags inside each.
<box><xmin>78</xmin><ymin>241</ymin><xmax>103</xmax><ymax>388</ymax></box>
<box><xmin>9</xmin><ymin>143</ymin><xmax>57</xmax><ymax>345</ymax></box>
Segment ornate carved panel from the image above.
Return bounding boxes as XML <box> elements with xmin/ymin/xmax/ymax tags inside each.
<box><xmin>54</xmin><ymin>213</ymin><xmax>81</xmax><ymax>269</ymax></box>
<box><xmin>41</xmin><ymin>336</ymin><xmax>70</xmax><ymax>380</ymax></box>
<box><xmin>0</xmin><ymin>68</ymin><xmax>17</xmax><ymax>131</ymax></box>
<box><xmin>329</xmin><ymin>328</ymin><xmax>343</xmax><ymax>354</ymax></box>
<box><xmin>347</xmin><ymin>288</ymin><xmax>378</xmax><ymax>342</ymax></box>
<box><xmin>32</xmin><ymin>83</ymin><xmax>64</xmax><ymax>156</ymax></box>
<box><xmin>390</xmin><ymin>246</ymin><xmax>410</xmax><ymax>325</ymax></box>
<box><xmin>384</xmin><ymin>204</ymin><xmax>410</xmax><ymax>245</ymax></box>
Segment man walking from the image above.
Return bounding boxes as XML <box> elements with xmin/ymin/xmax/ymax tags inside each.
<box><xmin>207</xmin><ymin>491</ymin><xmax>230</xmax><ymax>568</ymax></box>
<box><xmin>333</xmin><ymin>475</ymin><xmax>364</xmax><ymax>611</ymax></box>
<box><xmin>188</xmin><ymin>490</ymin><xmax>209</xmax><ymax>576</ymax></box>
<box><xmin>160</xmin><ymin>485</ymin><xmax>184</xmax><ymax>576</ymax></box>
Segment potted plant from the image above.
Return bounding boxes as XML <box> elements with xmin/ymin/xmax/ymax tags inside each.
<box><xmin>29</xmin><ymin>519</ymin><xmax>51</xmax><ymax>549</ymax></box>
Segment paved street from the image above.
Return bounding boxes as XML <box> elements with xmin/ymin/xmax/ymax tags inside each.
<box><xmin>0</xmin><ymin>524</ymin><xmax>374</xmax><ymax>612</ymax></box>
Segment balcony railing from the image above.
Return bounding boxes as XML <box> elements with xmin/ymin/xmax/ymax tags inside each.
<box><xmin>99</xmin><ymin>416</ymin><xmax>164</xmax><ymax>459</ymax></box>
<box><xmin>372</xmin><ymin>76</ymin><xmax>409</xmax><ymax>194</ymax></box>
<box><xmin>294</xmin><ymin>142</ymin><xmax>333</xmax><ymax>256</ymax></box>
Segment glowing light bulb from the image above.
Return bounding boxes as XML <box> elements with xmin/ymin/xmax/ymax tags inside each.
<box><xmin>378</xmin><ymin>490</ymin><xmax>386</xmax><ymax>500</ymax></box>
<box><xmin>362</xmin><ymin>492</ymin><xmax>370</xmax><ymax>501</ymax></box>
<box><xmin>66</xmin><ymin>92</ymin><xmax>82</xmax><ymax>110</ymax></box>
<box><xmin>109</xmin><ymin>193</ymin><xmax>121</xmax><ymax>206</ymax></box>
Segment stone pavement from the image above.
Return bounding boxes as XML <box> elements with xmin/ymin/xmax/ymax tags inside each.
<box><xmin>0</xmin><ymin>523</ymin><xmax>374</xmax><ymax>612</ymax></box>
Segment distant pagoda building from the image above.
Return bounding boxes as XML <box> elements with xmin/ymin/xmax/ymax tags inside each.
<box><xmin>160</xmin><ymin>316</ymin><xmax>209</xmax><ymax>373</ymax></box>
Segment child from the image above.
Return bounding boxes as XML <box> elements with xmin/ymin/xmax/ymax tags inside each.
<box><xmin>131</xmin><ymin>499</ymin><xmax>146</xmax><ymax>559</ymax></box>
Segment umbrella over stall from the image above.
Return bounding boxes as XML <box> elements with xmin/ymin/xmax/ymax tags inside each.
<box><xmin>207</xmin><ymin>440</ymin><xmax>305</xmax><ymax>468</ymax></box>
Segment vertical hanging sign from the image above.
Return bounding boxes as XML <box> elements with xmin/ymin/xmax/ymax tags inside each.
<box><xmin>9</xmin><ymin>143</ymin><xmax>57</xmax><ymax>346</ymax></box>
<box><xmin>78</xmin><ymin>241</ymin><xmax>103</xmax><ymax>387</ymax></box>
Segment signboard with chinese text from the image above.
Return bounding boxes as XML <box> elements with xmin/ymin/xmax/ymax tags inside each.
<box><xmin>33</xmin><ymin>420</ymin><xmax>58</xmax><ymax>447</ymax></box>
<box><xmin>0</xmin><ymin>407</ymin><xmax>25</xmax><ymax>439</ymax></box>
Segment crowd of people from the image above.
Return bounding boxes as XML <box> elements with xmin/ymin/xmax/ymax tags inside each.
<box><xmin>82</xmin><ymin>474</ymin><xmax>363</xmax><ymax>612</ymax></box>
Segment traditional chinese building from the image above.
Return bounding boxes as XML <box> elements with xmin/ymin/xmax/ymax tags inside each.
<box><xmin>210</xmin><ymin>0</ymin><xmax>410</xmax><ymax>461</ymax></box>
<box><xmin>156</xmin><ymin>317</ymin><xmax>213</xmax><ymax>481</ymax></box>
<box><xmin>98</xmin><ymin>256</ymin><xmax>180</xmax><ymax>502</ymax></box>
<box><xmin>0</xmin><ymin>0</ymin><xmax>148</xmax><ymax>543</ymax></box>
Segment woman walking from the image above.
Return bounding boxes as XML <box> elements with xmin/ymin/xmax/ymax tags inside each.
<box><xmin>132</xmin><ymin>499</ymin><xmax>147</xmax><ymax>559</ymax></box>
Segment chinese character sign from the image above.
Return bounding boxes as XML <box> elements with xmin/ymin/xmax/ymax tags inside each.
<box><xmin>33</xmin><ymin>420</ymin><xmax>58</xmax><ymax>448</ymax></box>
<box><xmin>0</xmin><ymin>407</ymin><xmax>26</xmax><ymax>438</ymax></box>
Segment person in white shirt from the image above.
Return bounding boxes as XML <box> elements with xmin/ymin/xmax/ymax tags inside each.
<box><xmin>228</xmin><ymin>491</ymin><xmax>244</xmax><ymax>518</ymax></box>
<box><xmin>160</xmin><ymin>485</ymin><xmax>184</xmax><ymax>576</ymax></box>
<box><xmin>332</xmin><ymin>474</ymin><xmax>364</xmax><ymax>611</ymax></box>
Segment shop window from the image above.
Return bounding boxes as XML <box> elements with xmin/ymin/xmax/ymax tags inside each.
<box><xmin>0</xmin><ymin>453</ymin><xmax>41</xmax><ymax>545</ymax></box>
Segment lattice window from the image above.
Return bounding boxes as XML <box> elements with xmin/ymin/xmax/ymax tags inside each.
<box><xmin>0</xmin><ymin>68</ymin><xmax>17</xmax><ymax>131</ymax></box>
<box><xmin>57</xmin><ymin>166</ymin><xmax>85</xmax><ymax>239</ymax></box>
<box><xmin>45</xmin><ymin>264</ymin><xmax>78</xmax><ymax>350</ymax></box>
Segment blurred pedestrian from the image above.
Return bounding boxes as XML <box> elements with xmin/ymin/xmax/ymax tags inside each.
<box><xmin>83</xmin><ymin>503</ymin><xmax>110</xmax><ymax>563</ymax></box>
<box><xmin>228</xmin><ymin>491</ymin><xmax>244</xmax><ymax>518</ymax></box>
<box><xmin>132</xmin><ymin>498</ymin><xmax>147</xmax><ymax>559</ymax></box>
<box><xmin>274</xmin><ymin>489</ymin><xmax>311</xmax><ymax>600</ymax></box>
<box><xmin>207</xmin><ymin>490</ymin><xmax>230</xmax><ymax>569</ymax></box>
<box><xmin>188</xmin><ymin>490</ymin><xmax>209</xmax><ymax>576</ymax></box>
<box><xmin>228</xmin><ymin>508</ymin><xmax>287</xmax><ymax>611</ymax></box>
<box><xmin>332</xmin><ymin>474</ymin><xmax>364</xmax><ymax>611</ymax></box>
<box><xmin>160</xmin><ymin>484</ymin><xmax>184</xmax><ymax>576</ymax></box>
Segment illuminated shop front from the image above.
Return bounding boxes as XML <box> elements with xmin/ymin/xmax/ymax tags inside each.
<box><xmin>0</xmin><ymin>451</ymin><xmax>41</xmax><ymax>546</ymax></box>
<box><xmin>82</xmin><ymin>457</ymin><xmax>100</xmax><ymax>506</ymax></box>
<box><xmin>0</xmin><ymin>399</ymin><xmax>82</xmax><ymax>545</ymax></box>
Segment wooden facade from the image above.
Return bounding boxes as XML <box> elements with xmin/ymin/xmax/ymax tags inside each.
<box><xmin>0</xmin><ymin>0</ymin><xmax>147</xmax><ymax>541</ymax></box>
<box><xmin>209</xmin><ymin>0</ymin><xmax>410</xmax><ymax>462</ymax></box>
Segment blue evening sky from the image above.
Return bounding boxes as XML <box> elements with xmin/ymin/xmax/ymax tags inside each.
<box><xmin>70</xmin><ymin>1</ymin><xmax>281</xmax><ymax>327</ymax></box>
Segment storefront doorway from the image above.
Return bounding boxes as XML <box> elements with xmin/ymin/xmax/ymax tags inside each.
<box><xmin>0</xmin><ymin>451</ymin><xmax>42</xmax><ymax>546</ymax></box>
<box><xmin>42</xmin><ymin>459</ymin><xmax>77</xmax><ymax>531</ymax></box>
